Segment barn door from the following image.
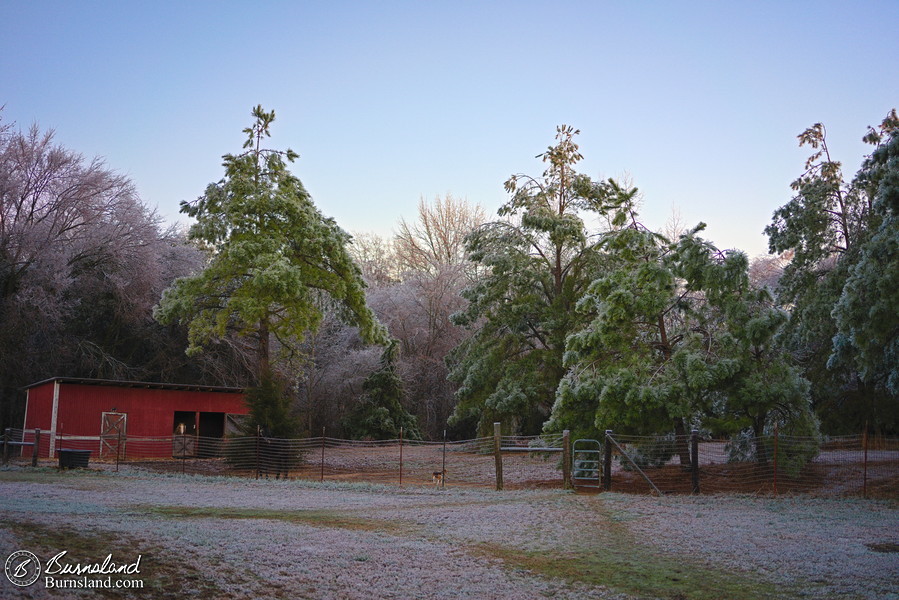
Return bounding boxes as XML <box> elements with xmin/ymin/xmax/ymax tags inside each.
<box><xmin>100</xmin><ymin>412</ymin><xmax>127</xmax><ymax>459</ymax></box>
<box><xmin>172</xmin><ymin>434</ymin><xmax>195</xmax><ymax>459</ymax></box>
<box><xmin>172</xmin><ymin>412</ymin><xmax>196</xmax><ymax>458</ymax></box>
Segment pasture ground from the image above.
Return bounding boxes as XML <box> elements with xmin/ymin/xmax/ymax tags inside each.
<box><xmin>1</xmin><ymin>466</ymin><xmax>897</xmax><ymax>599</ymax></box>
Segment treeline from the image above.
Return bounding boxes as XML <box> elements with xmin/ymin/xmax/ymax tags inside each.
<box><xmin>0</xmin><ymin>119</ymin><xmax>257</xmax><ymax>434</ymax></box>
<box><xmin>1</xmin><ymin>108</ymin><xmax>896</xmax><ymax>445</ymax></box>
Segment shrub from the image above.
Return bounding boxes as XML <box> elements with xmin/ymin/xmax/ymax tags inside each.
<box><xmin>619</xmin><ymin>434</ymin><xmax>677</xmax><ymax>471</ymax></box>
<box><xmin>224</xmin><ymin>371</ymin><xmax>304</xmax><ymax>476</ymax></box>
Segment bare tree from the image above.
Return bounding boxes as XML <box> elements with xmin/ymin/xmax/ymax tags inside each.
<box><xmin>299</xmin><ymin>195</ymin><xmax>486</xmax><ymax>438</ymax></box>
<box><xmin>387</xmin><ymin>195</ymin><xmax>486</xmax><ymax>437</ymax></box>
<box><xmin>292</xmin><ymin>306</ymin><xmax>381</xmax><ymax>435</ymax></box>
<box><xmin>347</xmin><ymin>231</ymin><xmax>399</xmax><ymax>286</ymax></box>
<box><xmin>749</xmin><ymin>251</ymin><xmax>790</xmax><ymax>292</ymax></box>
<box><xmin>0</xmin><ymin>121</ymin><xmax>253</xmax><ymax>431</ymax></box>
<box><xmin>394</xmin><ymin>193</ymin><xmax>486</xmax><ymax>279</ymax></box>
<box><xmin>662</xmin><ymin>206</ymin><xmax>688</xmax><ymax>242</ymax></box>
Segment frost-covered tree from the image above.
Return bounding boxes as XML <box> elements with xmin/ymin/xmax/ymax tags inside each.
<box><xmin>448</xmin><ymin>126</ymin><xmax>617</xmax><ymax>434</ymax></box>
<box><xmin>343</xmin><ymin>341</ymin><xmax>421</xmax><ymax>440</ymax></box>
<box><xmin>395</xmin><ymin>194</ymin><xmax>486</xmax><ymax>279</ymax></box>
<box><xmin>296</xmin><ymin>195</ymin><xmax>484</xmax><ymax>439</ymax></box>
<box><xmin>0</xmin><ymin>116</ymin><xmax>222</xmax><ymax>431</ymax></box>
<box><xmin>549</xmin><ymin>195</ymin><xmax>814</xmax><ymax>465</ymax></box>
<box><xmin>348</xmin><ymin>231</ymin><xmax>399</xmax><ymax>286</ymax></box>
<box><xmin>155</xmin><ymin>106</ymin><xmax>387</xmax><ymax>380</ymax></box>
<box><xmin>765</xmin><ymin>110</ymin><xmax>898</xmax><ymax>432</ymax></box>
<box><xmin>830</xmin><ymin>118</ymin><xmax>899</xmax><ymax>411</ymax></box>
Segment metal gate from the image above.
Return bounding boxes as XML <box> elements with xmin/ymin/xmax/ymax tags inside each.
<box><xmin>100</xmin><ymin>412</ymin><xmax>127</xmax><ymax>459</ymax></box>
<box><xmin>572</xmin><ymin>439</ymin><xmax>602</xmax><ymax>488</ymax></box>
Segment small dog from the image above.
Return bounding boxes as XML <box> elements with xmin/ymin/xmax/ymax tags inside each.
<box><xmin>432</xmin><ymin>470</ymin><xmax>446</xmax><ymax>486</ymax></box>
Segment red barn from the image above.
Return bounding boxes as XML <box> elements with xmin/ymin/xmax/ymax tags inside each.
<box><xmin>22</xmin><ymin>377</ymin><xmax>247</xmax><ymax>459</ymax></box>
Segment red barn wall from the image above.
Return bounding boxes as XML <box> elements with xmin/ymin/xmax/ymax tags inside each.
<box><xmin>23</xmin><ymin>382</ymin><xmax>55</xmax><ymax>433</ymax></box>
<box><xmin>22</xmin><ymin>379</ymin><xmax>247</xmax><ymax>458</ymax></box>
<box><xmin>54</xmin><ymin>384</ymin><xmax>247</xmax><ymax>438</ymax></box>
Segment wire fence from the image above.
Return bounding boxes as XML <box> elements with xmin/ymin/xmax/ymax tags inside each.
<box><xmin>2</xmin><ymin>427</ymin><xmax>896</xmax><ymax>498</ymax></box>
<box><xmin>606</xmin><ymin>432</ymin><xmax>899</xmax><ymax>498</ymax></box>
<box><xmin>0</xmin><ymin>428</ymin><xmax>566</xmax><ymax>489</ymax></box>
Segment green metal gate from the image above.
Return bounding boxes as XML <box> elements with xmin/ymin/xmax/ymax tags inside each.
<box><xmin>572</xmin><ymin>439</ymin><xmax>602</xmax><ymax>488</ymax></box>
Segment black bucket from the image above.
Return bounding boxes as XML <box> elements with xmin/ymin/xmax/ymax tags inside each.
<box><xmin>58</xmin><ymin>449</ymin><xmax>91</xmax><ymax>469</ymax></box>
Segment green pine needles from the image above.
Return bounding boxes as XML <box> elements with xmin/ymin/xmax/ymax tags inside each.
<box><xmin>155</xmin><ymin>106</ymin><xmax>387</xmax><ymax>380</ymax></box>
<box><xmin>343</xmin><ymin>341</ymin><xmax>422</xmax><ymax>440</ymax></box>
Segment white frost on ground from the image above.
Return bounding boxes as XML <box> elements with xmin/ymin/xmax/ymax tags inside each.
<box><xmin>1</xmin><ymin>466</ymin><xmax>897</xmax><ymax>599</ymax></box>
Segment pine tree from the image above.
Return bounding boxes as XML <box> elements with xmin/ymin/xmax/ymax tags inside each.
<box><xmin>448</xmin><ymin>126</ymin><xmax>617</xmax><ymax>434</ymax></box>
<box><xmin>156</xmin><ymin>106</ymin><xmax>387</xmax><ymax>381</ymax></box>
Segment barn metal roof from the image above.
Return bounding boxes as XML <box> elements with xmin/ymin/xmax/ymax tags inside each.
<box><xmin>23</xmin><ymin>377</ymin><xmax>244</xmax><ymax>393</ymax></box>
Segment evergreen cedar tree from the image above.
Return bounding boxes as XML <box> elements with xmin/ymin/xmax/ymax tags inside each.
<box><xmin>343</xmin><ymin>341</ymin><xmax>422</xmax><ymax>440</ymax></box>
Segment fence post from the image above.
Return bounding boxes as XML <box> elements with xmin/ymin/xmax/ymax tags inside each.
<box><xmin>320</xmin><ymin>426</ymin><xmax>326</xmax><ymax>483</ymax></box>
<box><xmin>441</xmin><ymin>429</ymin><xmax>447</xmax><ymax>489</ymax></box>
<box><xmin>116</xmin><ymin>428</ymin><xmax>122</xmax><ymax>472</ymax></box>
<box><xmin>2</xmin><ymin>428</ymin><xmax>10</xmax><ymax>465</ymax></box>
<box><xmin>691</xmin><ymin>429</ymin><xmax>700</xmax><ymax>494</ymax></box>
<box><xmin>603</xmin><ymin>430</ymin><xmax>613</xmax><ymax>491</ymax></box>
<box><xmin>772</xmin><ymin>423</ymin><xmax>779</xmax><ymax>495</ymax></box>
<box><xmin>399</xmin><ymin>426</ymin><xmax>404</xmax><ymax>487</ymax></box>
<box><xmin>33</xmin><ymin>429</ymin><xmax>41</xmax><ymax>467</ymax></box>
<box><xmin>863</xmin><ymin>422</ymin><xmax>868</xmax><ymax>499</ymax></box>
<box><xmin>255</xmin><ymin>425</ymin><xmax>261</xmax><ymax>480</ymax></box>
<box><xmin>562</xmin><ymin>430</ymin><xmax>571</xmax><ymax>489</ymax></box>
<box><xmin>493</xmin><ymin>422</ymin><xmax>503</xmax><ymax>491</ymax></box>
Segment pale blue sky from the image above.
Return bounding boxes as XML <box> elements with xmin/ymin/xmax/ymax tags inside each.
<box><xmin>3</xmin><ymin>1</ymin><xmax>897</xmax><ymax>257</ymax></box>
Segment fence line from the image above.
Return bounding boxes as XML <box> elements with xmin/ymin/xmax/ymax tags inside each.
<box><xmin>604</xmin><ymin>430</ymin><xmax>898</xmax><ymax>498</ymax></box>
<box><xmin>2</xmin><ymin>427</ymin><xmax>896</xmax><ymax>498</ymax></box>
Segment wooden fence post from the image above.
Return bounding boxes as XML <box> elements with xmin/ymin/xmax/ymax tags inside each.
<box><xmin>399</xmin><ymin>426</ymin><xmax>404</xmax><ymax>487</ymax></box>
<box><xmin>863</xmin><ymin>421</ymin><xmax>868</xmax><ymax>499</ymax></box>
<box><xmin>33</xmin><ymin>429</ymin><xmax>41</xmax><ymax>467</ymax></box>
<box><xmin>320</xmin><ymin>426</ymin><xmax>326</xmax><ymax>483</ymax></box>
<box><xmin>603</xmin><ymin>430</ymin><xmax>613</xmax><ymax>491</ymax></box>
<box><xmin>441</xmin><ymin>429</ymin><xmax>447</xmax><ymax>490</ymax></box>
<box><xmin>691</xmin><ymin>429</ymin><xmax>700</xmax><ymax>494</ymax></box>
<box><xmin>562</xmin><ymin>430</ymin><xmax>571</xmax><ymax>489</ymax></box>
<box><xmin>772</xmin><ymin>423</ymin><xmax>779</xmax><ymax>495</ymax></box>
<box><xmin>255</xmin><ymin>425</ymin><xmax>261</xmax><ymax>480</ymax></box>
<box><xmin>493</xmin><ymin>422</ymin><xmax>503</xmax><ymax>491</ymax></box>
<box><xmin>2</xmin><ymin>428</ymin><xmax>9</xmax><ymax>465</ymax></box>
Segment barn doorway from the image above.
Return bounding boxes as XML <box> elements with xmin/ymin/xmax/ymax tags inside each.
<box><xmin>173</xmin><ymin>411</ymin><xmax>196</xmax><ymax>435</ymax></box>
<box><xmin>172</xmin><ymin>411</ymin><xmax>196</xmax><ymax>458</ymax></box>
<box><xmin>198</xmin><ymin>412</ymin><xmax>225</xmax><ymax>438</ymax></box>
<box><xmin>197</xmin><ymin>412</ymin><xmax>225</xmax><ymax>457</ymax></box>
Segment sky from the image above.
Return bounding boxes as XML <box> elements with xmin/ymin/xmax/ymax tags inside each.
<box><xmin>2</xmin><ymin>1</ymin><xmax>897</xmax><ymax>258</ymax></box>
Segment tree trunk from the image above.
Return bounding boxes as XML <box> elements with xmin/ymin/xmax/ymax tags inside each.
<box><xmin>674</xmin><ymin>418</ymin><xmax>691</xmax><ymax>467</ymax></box>
<box><xmin>258</xmin><ymin>318</ymin><xmax>270</xmax><ymax>382</ymax></box>
<box><xmin>306</xmin><ymin>339</ymin><xmax>315</xmax><ymax>436</ymax></box>
<box><xmin>753</xmin><ymin>414</ymin><xmax>769</xmax><ymax>466</ymax></box>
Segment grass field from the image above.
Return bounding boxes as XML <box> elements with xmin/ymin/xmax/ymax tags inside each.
<box><xmin>1</xmin><ymin>466</ymin><xmax>897</xmax><ymax>599</ymax></box>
